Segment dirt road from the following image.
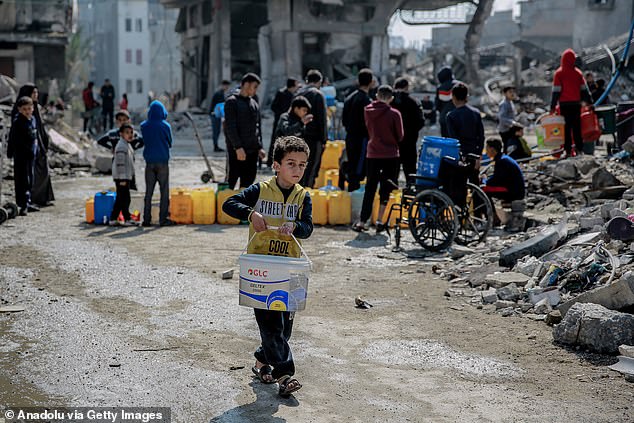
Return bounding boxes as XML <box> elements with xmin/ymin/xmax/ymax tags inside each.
<box><xmin>1</xmin><ymin>158</ymin><xmax>633</xmax><ymax>423</ymax></box>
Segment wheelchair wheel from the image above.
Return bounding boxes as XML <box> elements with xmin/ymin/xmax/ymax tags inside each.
<box><xmin>408</xmin><ymin>189</ymin><xmax>459</xmax><ymax>252</ymax></box>
<box><xmin>456</xmin><ymin>183</ymin><xmax>493</xmax><ymax>245</ymax></box>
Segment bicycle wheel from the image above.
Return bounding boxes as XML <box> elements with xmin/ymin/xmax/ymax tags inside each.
<box><xmin>408</xmin><ymin>189</ymin><xmax>458</xmax><ymax>252</ymax></box>
<box><xmin>456</xmin><ymin>183</ymin><xmax>493</xmax><ymax>245</ymax></box>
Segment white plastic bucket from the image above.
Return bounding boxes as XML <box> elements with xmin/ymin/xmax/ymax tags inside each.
<box><xmin>238</xmin><ymin>230</ymin><xmax>311</xmax><ymax>311</ymax></box>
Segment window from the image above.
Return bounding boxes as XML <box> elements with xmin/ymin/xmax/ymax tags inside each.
<box><xmin>202</xmin><ymin>0</ymin><xmax>213</xmax><ymax>25</ymax></box>
<box><xmin>188</xmin><ymin>5</ymin><xmax>198</xmax><ymax>28</ymax></box>
<box><xmin>136</xmin><ymin>49</ymin><xmax>142</xmax><ymax>65</ymax></box>
<box><xmin>125</xmin><ymin>18</ymin><xmax>132</xmax><ymax>32</ymax></box>
<box><xmin>136</xmin><ymin>18</ymin><xmax>143</xmax><ymax>32</ymax></box>
<box><xmin>126</xmin><ymin>79</ymin><xmax>133</xmax><ymax>94</ymax></box>
<box><xmin>125</xmin><ymin>49</ymin><xmax>132</xmax><ymax>64</ymax></box>
<box><xmin>136</xmin><ymin>79</ymin><xmax>143</xmax><ymax>94</ymax></box>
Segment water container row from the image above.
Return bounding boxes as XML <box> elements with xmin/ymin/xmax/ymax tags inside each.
<box><xmin>319</xmin><ymin>141</ymin><xmax>345</xmax><ymax>171</ymax></box>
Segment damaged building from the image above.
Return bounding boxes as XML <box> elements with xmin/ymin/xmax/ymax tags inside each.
<box><xmin>160</xmin><ymin>0</ymin><xmax>463</xmax><ymax>106</ymax></box>
<box><xmin>0</xmin><ymin>0</ymin><xmax>76</xmax><ymax>89</ymax></box>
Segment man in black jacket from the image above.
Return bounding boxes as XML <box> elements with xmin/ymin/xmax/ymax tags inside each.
<box><xmin>224</xmin><ymin>73</ymin><xmax>266</xmax><ymax>189</ymax></box>
<box><xmin>8</xmin><ymin>96</ymin><xmax>38</xmax><ymax>215</ymax></box>
<box><xmin>100</xmin><ymin>79</ymin><xmax>115</xmax><ymax>130</ymax></box>
<box><xmin>342</xmin><ymin>68</ymin><xmax>373</xmax><ymax>191</ymax></box>
<box><xmin>210</xmin><ymin>80</ymin><xmax>230</xmax><ymax>152</ymax></box>
<box><xmin>435</xmin><ymin>67</ymin><xmax>458</xmax><ymax>137</ymax></box>
<box><xmin>392</xmin><ymin>77</ymin><xmax>424</xmax><ymax>179</ymax></box>
<box><xmin>296</xmin><ymin>69</ymin><xmax>327</xmax><ymax>187</ymax></box>
<box><xmin>267</xmin><ymin>78</ymin><xmax>300</xmax><ymax>167</ymax></box>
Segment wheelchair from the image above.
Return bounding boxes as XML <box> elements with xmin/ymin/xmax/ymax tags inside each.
<box><xmin>385</xmin><ymin>153</ymin><xmax>493</xmax><ymax>252</ymax></box>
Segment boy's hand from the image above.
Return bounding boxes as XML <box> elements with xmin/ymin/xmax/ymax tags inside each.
<box><xmin>278</xmin><ymin>222</ymin><xmax>295</xmax><ymax>236</ymax></box>
<box><xmin>258</xmin><ymin>149</ymin><xmax>266</xmax><ymax>160</ymax></box>
<box><xmin>236</xmin><ymin>148</ymin><xmax>247</xmax><ymax>161</ymax></box>
<box><xmin>302</xmin><ymin>114</ymin><xmax>314</xmax><ymax>125</ymax></box>
<box><xmin>251</xmin><ymin>212</ymin><xmax>267</xmax><ymax>232</ymax></box>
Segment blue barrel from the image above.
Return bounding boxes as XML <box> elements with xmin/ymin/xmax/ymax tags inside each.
<box><xmin>416</xmin><ymin>136</ymin><xmax>461</xmax><ymax>187</ymax></box>
<box><xmin>94</xmin><ymin>191</ymin><xmax>116</xmax><ymax>225</ymax></box>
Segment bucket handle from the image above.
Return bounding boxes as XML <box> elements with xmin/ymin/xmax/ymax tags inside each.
<box><xmin>242</xmin><ymin>226</ymin><xmax>313</xmax><ymax>268</ymax></box>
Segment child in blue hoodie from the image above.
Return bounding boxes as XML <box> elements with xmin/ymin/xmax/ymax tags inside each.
<box><xmin>140</xmin><ymin>100</ymin><xmax>173</xmax><ymax>227</ymax></box>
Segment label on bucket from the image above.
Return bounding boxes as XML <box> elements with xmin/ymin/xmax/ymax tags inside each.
<box><xmin>238</xmin><ymin>254</ymin><xmax>310</xmax><ymax>312</ymax></box>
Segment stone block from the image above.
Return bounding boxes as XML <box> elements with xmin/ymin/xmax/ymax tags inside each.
<box><xmin>495</xmin><ymin>300</ymin><xmax>516</xmax><ymax>309</ymax></box>
<box><xmin>94</xmin><ymin>154</ymin><xmax>113</xmax><ymax>174</ymax></box>
<box><xmin>485</xmin><ymin>272</ymin><xmax>530</xmax><ymax>288</ymax></box>
<box><xmin>558</xmin><ymin>274</ymin><xmax>634</xmax><ymax>316</ymax></box>
<box><xmin>481</xmin><ymin>289</ymin><xmax>498</xmax><ymax>305</ymax></box>
<box><xmin>553</xmin><ymin>303</ymin><xmax>634</xmax><ymax>354</ymax></box>
<box><xmin>528</xmin><ymin>287</ymin><xmax>561</xmax><ymax>306</ymax></box>
<box><xmin>499</xmin><ymin>223</ymin><xmax>567</xmax><ymax>268</ymax></box>
<box><xmin>545</xmin><ymin>310</ymin><xmax>562</xmax><ymax>326</ymax></box>
<box><xmin>579</xmin><ymin>217</ymin><xmax>605</xmax><ymax>230</ymax></box>
<box><xmin>619</xmin><ymin>345</ymin><xmax>634</xmax><ymax>359</ymax></box>
<box><xmin>497</xmin><ymin>283</ymin><xmax>521</xmax><ymax>301</ymax></box>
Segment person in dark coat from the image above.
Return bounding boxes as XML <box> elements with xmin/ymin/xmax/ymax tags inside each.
<box><xmin>342</xmin><ymin>68</ymin><xmax>373</xmax><ymax>191</ymax></box>
<box><xmin>421</xmin><ymin>95</ymin><xmax>436</xmax><ymax>125</ymax></box>
<box><xmin>82</xmin><ymin>81</ymin><xmax>99</xmax><ymax>133</ymax></box>
<box><xmin>100</xmin><ymin>79</ymin><xmax>115</xmax><ymax>130</ymax></box>
<box><xmin>224</xmin><ymin>73</ymin><xmax>266</xmax><ymax>189</ymax></box>
<box><xmin>210</xmin><ymin>80</ymin><xmax>230</xmax><ymax>152</ymax></box>
<box><xmin>10</xmin><ymin>83</ymin><xmax>55</xmax><ymax>207</ymax></box>
<box><xmin>274</xmin><ymin>96</ymin><xmax>313</xmax><ymax>140</ymax></box>
<box><xmin>296</xmin><ymin>69</ymin><xmax>327</xmax><ymax>188</ymax></box>
<box><xmin>267</xmin><ymin>78</ymin><xmax>300</xmax><ymax>167</ymax></box>
<box><xmin>435</xmin><ymin>67</ymin><xmax>458</xmax><ymax>137</ymax></box>
<box><xmin>8</xmin><ymin>96</ymin><xmax>38</xmax><ymax>215</ymax></box>
<box><xmin>391</xmin><ymin>77</ymin><xmax>424</xmax><ymax>180</ymax></box>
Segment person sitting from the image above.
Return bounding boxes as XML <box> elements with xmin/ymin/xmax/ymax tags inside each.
<box><xmin>482</xmin><ymin>138</ymin><xmax>526</xmax><ymax>229</ymax></box>
<box><xmin>505</xmin><ymin>124</ymin><xmax>532</xmax><ymax>161</ymax></box>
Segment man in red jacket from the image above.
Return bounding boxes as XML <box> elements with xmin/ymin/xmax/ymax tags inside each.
<box><xmin>550</xmin><ymin>48</ymin><xmax>592</xmax><ymax>157</ymax></box>
<box><xmin>353</xmin><ymin>85</ymin><xmax>404</xmax><ymax>233</ymax></box>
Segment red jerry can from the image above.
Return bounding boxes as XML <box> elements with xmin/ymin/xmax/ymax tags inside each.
<box><xmin>581</xmin><ymin>106</ymin><xmax>601</xmax><ymax>142</ymax></box>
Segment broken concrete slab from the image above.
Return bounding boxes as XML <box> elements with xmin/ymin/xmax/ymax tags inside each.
<box><xmin>609</xmin><ymin>356</ymin><xmax>634</xmax><ymax>377</ymax></box>
<box><xmin>553</xmin><ymin>303</ymin><xmax>634</xmax><ymax>354</ymax></box>
<box><xmin>450</xmin><ymin>245</ymin><xmax>474</xmax><ymax>259</ymax></box>
<box><xmin>620</xmin><ymin>345</ymin><xmax>634</xmax><ymax>358</ymax></box>
<box><xmin>481</xmin><ymin>289</ymin><xmax>497</xmax><ymax>304</ymax></box>
<box><xmin>485</xmin><ymin>272</ymin><xmax>530</xmax><ymax>288</ymax></box>
<box><xmin>222</xmin><ymin>269</ymin><xmax>234</xmax><ymax>280</ymax></box>
<box><xmin>534</xmin><ymin>298</ymin><xmax>552</xmax><ymax>315</ymax></box>
<box><xmin>528</xmin><ymin>287</ymin><xmax>561</xmax><ymax>306</ymax></box>
<box><xmin>566</xmin><ymin>232</ymin><xmax>602</xmax><ymax>246</ymax></box>
<box><xmin>579</xmin><ymin>217</ymin><xmax>605</xmax><ymax>230</ymax></box>
<box><xmin>48</xmin><ymin>128</ymin><xmax>80</xmax><ymax>155</ymax></box>
<box><xmin>94</xmin><ymin>154</ymin><xmax>113</xmax><ymax>174</ymax></box>
<box><xmin>552</xmin><ymin>161</ymin><xmax>579</xmax><ymax>180</ymax></box>
<box><xmin>592</xmin><ymin>168</ymin><xmax>624</xmax><ymax>190</ymax></box>
<box><xmin>545</xmin><ymin>310</ymin><xmax>562</xmax><ymax>326</ymax></box>
<box><xmin>558</xmin><ymin>273</ymin><xmax>634</xmax><ymax>316</ymax></box>
<box><xmin>499</xmin><ymin>221</ymin><xmax>567</xmax><ymax>268</ymax></box>
<box><xmin>574</xmin><ymin>157</ymin><xmax>599</xmax><ymax>174</ymax></box>
<box><xmin>512</xmin><ymin>255</ymin><xmax>541</xmax><ymax>277</ymax></box>
<box><xmin>497</xmin><ymin>283</ymin><xmax>521</xmax><ymax>301</ymax></box>
<box><xmin>495</xmin><ymin>300</ymin><xmax>516</xmax><ymax>309</ymax></box>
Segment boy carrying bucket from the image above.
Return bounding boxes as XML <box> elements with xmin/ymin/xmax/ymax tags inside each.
<box><xmin>222</xmin><ymin>136</ymin><xmax>313</xmax><ymax>398</ymax></box>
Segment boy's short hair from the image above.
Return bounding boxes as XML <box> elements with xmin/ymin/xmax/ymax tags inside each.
<box><xmin>394</xmin><ymin>77</ymin><xmax>409</xmax><ymax>90</ymax></box>
<box><xmin>376</xmin><ymin>85</ymin><xmax>393</xmax><ymax>101</ymax></box>
<box><xmin>502</xmin><ymin>86</ymin><xmax>516</xmax><ymax>94</ymax></box>
<box><xmin>290</xmin><ymin>96</ymin><xmax>311</xmax><ymax>111</ymax></box>
<box><xmin>16</xmin><ymin>96</ymin><xmax>33</xmax><ymax>108</ymax></box>
<box><xmin>119</xmin><ymin>123</ymin><xmax>134</xmax><ymax>133</ymax></box>
<box><xmin>115</xmin><ymin>109</ymin><xmax>130</xmax><ymax>119</ymax></box>
<box><xmin>486</xmin><ymin>138</ymin><xmax>503</xmax><ymax>153</ymax></box>
<box><xmin>273</xmin><ymin>136</ymin><xmax>310</xmax><ymax>164</ymax></box>
<box><xmin>221</xmin><ymin>80</ymin><xmax>231</xmax><ymax>85</ymax></box>
<box><xmin>452</xmin><ymin>83</ymin><xmax>469</xmax><ymax>101</ymax></box>
<box><xmin>305</xmin><ymin>69</ymin><xmax>323</xmax><ymax>84</ymax></box>
<box><xmin>241</xmin><ymin>73</ymin><xmax>261</xmax><ymax>85</ymax></box>
<box><xmin>286</xmin><ymin>78</ymin><xmax>299</xmax><ymax>89</ymax></box>
<box><xmin>358</xmin><ymin>68</ymin><xmax>373</xmax><ymax>87</ymax></box>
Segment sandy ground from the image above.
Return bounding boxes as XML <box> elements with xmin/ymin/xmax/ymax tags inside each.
<box><xmin>1</xmin><ymin>146</ymin><xmax>634</xmax><ymax>422</ymax></box>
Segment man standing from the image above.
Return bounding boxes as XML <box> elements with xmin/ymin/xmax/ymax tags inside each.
<box><xmin>446</xmin><ymin>83</ymin><xmax>484</xmax><ymax>183</ymax></box>
<box><xmin>497</xmin><ymin>86</ymin><xmax>518</xmax><ymax>149</ymax></box>
<box><xmin>391</xmin><ymin>77</ymin><xmax>424</xmax><ymax>180</ymax></box>
<box><xmin>224</xmin><ymin>73</ymin><xmax>266</xmax><ymax>189</ymax></box>
<box><xmin>342</xmin><ymin>68</ymin><xmax>373</xmax><ymax>192</ymax></box>
<box><xmin>82</xmin><ymin>82</ymin><xmax>99</xmax><ymax>133</ymax></box>
<box><xmin>296</xmin><ymin>69</ymin><xmax>327</xmax><ymax>187</ymax></box>
<box><xmin>210</xmin><ymin>80</ymin><xmax>230</xmax><ymax>152</ymax></box>
<box><xmin>100</xmin><ymin>79</ymin><xmax>115</xmax><ymax>130</ymax></box>
<box><xmin>267</xmin><ymin>78</ymin><xmax>300</xmax><ymax>167</ymax></box>
<box><xmin>435</xmin><ymin>67</ymin><xmax>458</xmax><ymax>137</ymax></box>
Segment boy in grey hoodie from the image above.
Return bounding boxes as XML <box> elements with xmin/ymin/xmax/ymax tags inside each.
<box><xmin>110</xmin><ymin>123</ymin><xmax>137</xmax><ymax>226</ymax></box>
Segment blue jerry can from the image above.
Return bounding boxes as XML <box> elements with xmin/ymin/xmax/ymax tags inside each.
<box><xmin>94</xmin><ymin>191</ymin><xmax>116</xmax><ymax>225</ymax></box>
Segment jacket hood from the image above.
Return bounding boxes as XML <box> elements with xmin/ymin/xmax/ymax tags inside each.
<box><xmin>147</xmin><ymin>100</ymin><xmax>168</xmax><ymax>121</ymax></box>
<box><xmin>437</xmin><ymin>67</ymin><xmax>454</xmax><ymax>83</ymax></box>
<box><xmin>365</xmin><ymin>100</ymin><xmax>391</xmax><ymax>118</ymax></box>
<box><xmin>560</xmin><ymin>48</ymin><xmax>577</xmax><ymax>69</ymax></box>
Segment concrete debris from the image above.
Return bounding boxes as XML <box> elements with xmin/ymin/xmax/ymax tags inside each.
<box><xmin>481</xmin><ymin>289</ymin><xmax>498</xmax><ymax>305</ymax></box>
<box><xmin>221</xmin><ymin>269</ymin><xmax>234</xmax><ymax>280</ymax></box>
<box><xmin>545</xmin><ymin>310</ymin><xmax>562</xmax><ymax>326</ymax></box>
<box><xmin>499</xmin><ymin>219</ymin><xmax>568</xmax><ymax>267</ymax></box>
<box><xmin>485</xmin><ymin>272</ymin><xmax>530</xmax><ymax>288</ymax></box>
<box><xmin>553</xmin><ymin>303</ymin><xmax>634</xmax><ymax>354</ymax></box>
<box><xmin>619</xmin><ymin>344</ymin><xmax>634</xmax><ymax>358</ymax></box>
<box><xmin>558</xmin><ymin>272</ymin><xmax>634</xmax><ymax>316</ymax></box>
<box><xmin>533</xmin><ymin>298</ymin><xmax>552</xmax><ymax>315</ymax></box>
<box><xmin>496</xmin><ymin>283</ymin><xmax>522</xmax><ymax>301</ymax></box>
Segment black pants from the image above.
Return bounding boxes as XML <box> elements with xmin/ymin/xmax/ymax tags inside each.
<box><xmin>345</xmin><ymin>135</ymin><xmax>367</xmax><ymax>192</ymax></box>
<box><xmin>253</xmin><ymin>309</ymin><xmax>295</xmax><ymax>380</ymax></box>
<box><xmin>102</xmin><ymin>107</ymin><xmax>114</xmax><ymax>130</ymax></box>
<box><xmin>560</xmin><ymin>102</ymin><xmax>582</xmax><ymax>154</ymax></box>
<box><xmin>300</xmin><ymin>140</ymin><xmax>323</xmax><ymax>188</ymax></box>
<box><xmin>499</xmin><ymin>129</ymin><xmax>514</xmax><ymax>152</ymax></box>
<box><xmin>13</xmin><ymin>155</ymin><xmax>35</xmax><ymax>209</ymax></box>
<box><xmin>359</xmin><ymin>157</ymin><xmax>400</xmax><ymax>222</ymax></box>
<box><xmin>143</xmin><ymin>162</ymin><xmax>170</xmax><ymax>225</ymax></box>
<box><xmin>399</xmin><ymin>141</ymin><xmax>417</xmax><ymax>183</ymax></box>
<box><xmin>111</xmin><ymin>179</ymin><xmax>131</xmax><ymax>221</ymax></box>
<box><xmin>227</xmin><ymin>149</ymin><xmax>258</xmax><ymax>189</ymax></box>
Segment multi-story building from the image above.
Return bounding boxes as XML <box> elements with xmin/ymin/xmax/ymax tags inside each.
<box><xmin>148</xmin><ymin>0</ymin><xmax>182</xmax><ymax>97</ymax></box>
<box><xmin>0</xmin><ymin>0</ymin><xmax>76</xmax><ymax>88</ymax></box>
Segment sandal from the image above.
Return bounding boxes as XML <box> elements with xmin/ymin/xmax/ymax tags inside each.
<box><xmin>278</xmin><ymin>375</ymin><xmax>302</xmax><ymax>398</ymax></box>
<box><xmin>252</xmin><ymin>364</ymin><xmax>275</xmax><ymax>384</ymax></box>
